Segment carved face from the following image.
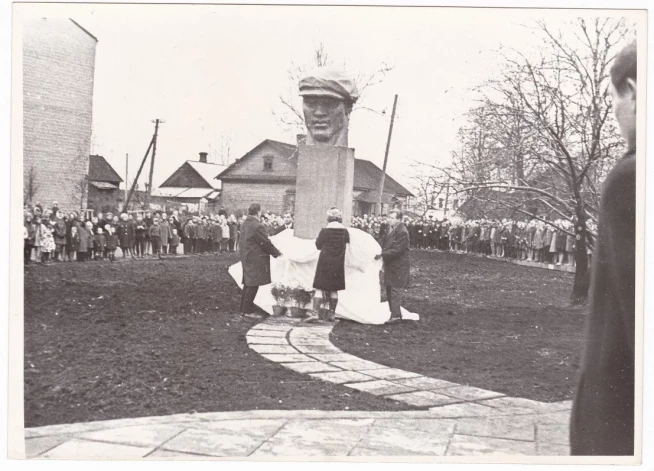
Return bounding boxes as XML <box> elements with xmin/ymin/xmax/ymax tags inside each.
<box><xmin>302</xmin><ymin>96</ymin><xmax>351</xmax><ymax>146</ymax></box>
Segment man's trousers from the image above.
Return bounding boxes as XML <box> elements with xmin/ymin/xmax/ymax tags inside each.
<box><xmin>240</xmin><ymin>286</ymin><xmax>259</xmax><ymax>314</ymax></box>
<box><xmin>386</xmin><ymin>286</ymin><xmax>403</xmax><ymax>319</ymax></box>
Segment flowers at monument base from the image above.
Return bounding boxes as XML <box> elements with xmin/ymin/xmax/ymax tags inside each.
<box><xmin>270</xmin><ymin>281</ymin><xmax>315</xmax><ymax>309</ymax></box>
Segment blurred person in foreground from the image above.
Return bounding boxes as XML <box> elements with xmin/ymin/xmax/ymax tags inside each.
<box><xmin>570</xmin><ymin>41</ymin><xmax>637</xmax><ymax>456</ymax></box>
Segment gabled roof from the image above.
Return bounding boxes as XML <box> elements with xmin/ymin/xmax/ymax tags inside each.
<box><xmin>88</xmin><ymin>155</ymin><xmax>123</xmax><ymax>184</ymax></box>
<box><xmin>216</xmin><ymin>139</ymin><xmax>297</xmax><ymax>179</ymax></box>
<box><xmin>217</xmin><ymin>139</ymin><xmax>413</xmax><ymax>197</ymax></box>
<box><xmin>353</xmin><ymin>160</ymin><xmax>413</xmax><ymax>196</ymax></box>
<box><xmin>186</xmin><ymin>161</ymin><xmax>226</xmax><ymax>189</ymax></box>
<box><xmin>160</xmin><ymin>160</ymin><xmax>225</xmax><ymax>190</ymax></box>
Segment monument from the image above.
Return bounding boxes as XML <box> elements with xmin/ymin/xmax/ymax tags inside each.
<box><xmin>293</xmin><ymin>68</ymin><xmax>359</xmax><ymax>239</ymax></box>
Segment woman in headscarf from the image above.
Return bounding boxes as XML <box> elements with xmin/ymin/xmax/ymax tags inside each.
<box><xmin>306</xmin><ymin>207</ymin><xmax>350</xmax><ymax>323</ymax></box>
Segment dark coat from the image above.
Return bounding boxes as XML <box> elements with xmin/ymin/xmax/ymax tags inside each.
<box><xmin>570</xmin><ymin>152</ymin><xmax>635</xmax><ymax>456</ymax></box>
<box><xmin>381</xmin><ymin>222</ymin><xmax>410</xmax><ymax>288</ymax></box>
<box><xmin>239</xmin><ymin>216</ymin><xmax>281</xmax><ymax>286</ymax></box>
<box><xmin>273</xmin><ymin>222</ymin><xmax>294</xmax><ymax>235</ymax></box>
<box><xmin>116</xmin><ymin>220</ymin><xmax>135</xmax><ymax>248</ymax></box>
<box><xmin>313</xmin><ymin>227</ymin><xmax>350</xmax><ymax>291</ymax></box>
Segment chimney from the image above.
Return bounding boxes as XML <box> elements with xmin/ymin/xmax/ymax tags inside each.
<box><xmin>296</xmin><ymin>134</ymin><xmax>307</xmax><ymax>146</ymax></box>
<box><xmin>199</xmin><ymin>152</ymin><xmax>208</xmax><ymax>163</ymax></box>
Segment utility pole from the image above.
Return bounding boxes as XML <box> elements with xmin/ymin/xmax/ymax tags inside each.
<box><xmin>122</xmin><ymin>120</ymin><xmax>161</xmax><ymax>212</ymax></box>
<box><xmin>378</xmin><ymin>94</ymin><xmax>398</xmax><ymax>215</ymax></box>
<box><xmin>145</xmin><ymin>119</ymin><xmax>162</xmax><ymax>209</ymax></box>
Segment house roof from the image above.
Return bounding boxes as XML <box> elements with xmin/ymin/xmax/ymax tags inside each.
<box><xmin>89</xmin><ymin>181</ymin><xmax>118</xmax><ymax>190</ymax></box>
<box><xmin>216</xmin><ymin>139</ymin><xmax>413</xmax><ymax>197</ymax></box>
<box><xmin>353</xmin><ymin>159</ymin><xmax>413</xmax><ymax>196</ymax></box>
<box><xmin>186</xmin><ymin>161</ymin><xmax>226</xmax><ymax>189</ymax></box>
<box><xmin>88</xmin><ymin>155</ymin><xmax>123</xmax><ymax>184</ymax></box>
<box><xmin>355</xmin><ymin>190</ymin><xmax>398</xmax><ymax>204</ymax></box>
<box><xmin>151</xmin><ymin>187</ymin><xmax>219</xmax><ymax>200</ymax></box>
<box><xmin>215</xmin><ymin>139</ymin><xmax>297</xmax><ymax>180</ymax></box>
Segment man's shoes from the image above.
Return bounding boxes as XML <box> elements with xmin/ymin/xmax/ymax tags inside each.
<box><xmin>242</xmin><ymin>313</ymin><xmax>263</xmax><ymax>319</ymax></box>
<box><xmin>385</xmin><ymin>316</ymin><xmax>402</xmax><ymax>324</ymax></box>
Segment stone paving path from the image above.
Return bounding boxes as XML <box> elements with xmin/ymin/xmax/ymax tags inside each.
<box><xmin>24</xmin><ymin>316</ymin><xmax>572</xmax><ymax>459</ymax></box>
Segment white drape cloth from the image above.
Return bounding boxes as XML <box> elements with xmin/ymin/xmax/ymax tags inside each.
<box><xmin>228</xmin><ymin>227</ymin><xmax>419</xmax><ymax>324</ymax></box>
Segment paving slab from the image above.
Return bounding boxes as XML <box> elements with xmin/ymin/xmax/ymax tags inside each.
<box><xmin>446</xmin><ymin>434</ymin><xmax>537</xmax><ymax>456</ymax></box>
<box><xmin>288</xmin><ymin>338</ymin><xmax>334</xmax><ymax>346</ymax></box>
<box><xmin>250</xmin><ymin>419</ymin><xmax>373</xmax><ymax>457</ymax></box>
<box><xmin>145</xmin><ymin>449</ymin><xmax>215</xmax><ymax>459</ymax></box>
<box><xmin>249</xmin><ymin>324</ymin><xmax>295</xmax><ymax>332</ymax></box>
<box><xmin>330</xmin><ymin>360</ymin><xmax>387</xmax><ymax>371</ymax></box>
<box><xmin>372</xmin><ymin>418</ymin><xmax>457</xmax><ymax>435</ymax></box>
<box><xmin>455</xmin><ymin>416</ymin><xmax>536</xmax><ymax>441</ymax></box>
<box><xmin>161</xmin><ymin>426</ymin><xmax>271</xmax><ymax>457</ymax></box>
<box><xmin>536</xmin><ymin>443</ymin><xmax>571</xmax><ymax>456</ymax></box>
<box><xmin>344</xmin><ymin>379</ymin><xmax>417</xmax><ymax>396</ymax></box>
<box><xmin>293</xmin><ymin>344</ymin><xmax>343</xmax><ymax>354</ymax></box>
<box><xmin>358</xmin><ymin>368</ymin><xmax>421</xmax><ymax>381</ymax></box>
<box><xmin>477</xmin><ymin>396</ymin><xmax>547</xmax><ymax>412</ymax></box>
<box><xmin>40</xmin><ymin>438</ymin><xmax>153</xmax><ymax>459</ymax></box>
<box><xmin>395</xmin><ymin>376</ymin><xmax>459</xmax><ymax>390</ymax></box>
<box><xmin>25</xmin><ymin>435</ymin><xmax>74</xmax><ymax>459</ymax></box>
<box><xmin>261</xmin><ymin>353</ymin><xmax>315</xmax><ymax>363</ymax></box>
<box><xmin>387</xmin><ymin>390</ymin><xmax>463</xmax><ymax>407</ymax></box>
<box><xmin>245</xmin><ymin>329</ymin><xmax>287</xmax><ymax>337</ymax></box>
<box><xmin>246</xmin><ymin>336</ymin><xmax>289</xmax><ymax>345</ymax></box>
<box><xmin>309</xmin><ymin>370</ymin><xmax>377</xmax><ymax>384</ymax></box>
<box><xmin>248</xmin><ymin>344</ymin><xmax>299</xmax><ymax>354</ymax></box>
<box><xmin>281</xmin><ymin>362</ymin><xmax>341</xmax><ymax>374</ymax></box>
<box><xmin>428</xmin><ymin>403</ymin><xmax>498</xmax><ymax>417</ymax></box>
<box><xmin>536</xmin><ymin>423</ymin><xmax>570</xmax><ymax>445</ymax></box>
<box><xmin>353</xmin><ymin>426</ymin><xmax>450</xmax><ymax>456</ymax></box>
<box><xmin>307</xmin><ymin>353</ymin><xmax>360</xmax><ymax>362</ymax></box>
<box><xmin>78</xmin><ymin>424</ymin><xmax>185</xmax><ymax>448</ymax></box>
<box><xmin>438</xmin><ymin>385</ymin><xmax>504</xmax><ymax>401</ymax></box>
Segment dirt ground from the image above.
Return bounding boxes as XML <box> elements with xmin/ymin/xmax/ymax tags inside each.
<box><xmin>23</xmin><ymin>254</ymin><xmax>412</xmax><ymax>428</ymax></box>
<box><xmin>24</xmin><ymin>250</ymin><xmax>585</xmax><ymax>428</ymax></box>
<box><xmin>332</xmin><ymin>250</ymin><xmax>586</xmax><ymax>403</ymax></box>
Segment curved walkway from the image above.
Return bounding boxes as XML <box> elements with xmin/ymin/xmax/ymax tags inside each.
<box><xmin>23</xmin><ymin>316</ymin><xmax>572</xmax><ymax>459</ymax></box>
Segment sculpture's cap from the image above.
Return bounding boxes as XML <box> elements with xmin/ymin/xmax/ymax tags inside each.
<box><xmin>299</xmin><ymin>68</ymin><xmax>359</xmax><ymax>103</ymax></box>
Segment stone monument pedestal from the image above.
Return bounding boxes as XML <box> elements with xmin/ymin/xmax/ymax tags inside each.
<box><xmin>294</xmin><ymin>145</ymin><xmax>354</xmax><ymax>239</ymax></box>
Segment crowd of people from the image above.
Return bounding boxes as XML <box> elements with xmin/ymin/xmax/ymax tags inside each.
<box><xmin>23</xmin><ymin>200</ymin><xmax>592</xmax><ymax>268</ymax></box>
<box><xmin>353</xmin><ymin>214</ymin><xmax>595</xmax><ymax>267</ymax></box>
<box><xmin>22</xmin><ymin>202</ymin><xmax>247</xmax><ymax>264</ymax></box>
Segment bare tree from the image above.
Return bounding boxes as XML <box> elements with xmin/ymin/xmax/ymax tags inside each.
<box><xmin>273</xmin><ymin>43</ymin><xmax>394</xmax><ymax>134</ymax></box>
<box><xmin>450</xmin><ymin>18</ymin><xmax>631</xmax><ymax>304</ymax></box>
<box><xmin>208</xmin><ymin>132</ymin><xmax>233</xmax><ymax>166</ymax></box>
<box><xmin>409</xmin><ymin>161</ymin><xmax>451</xmax><ymax>216</ymax></box>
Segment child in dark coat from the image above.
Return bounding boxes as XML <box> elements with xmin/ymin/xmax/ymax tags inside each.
<box><xmin>105</xmin><ymin>226</ymin><xmax>118</xmax><ymax>262</ymax></box>
<box><xmin>94</xmin><ymin>228</ymin><xmax>106</xmax><ymax>261</ymax></box>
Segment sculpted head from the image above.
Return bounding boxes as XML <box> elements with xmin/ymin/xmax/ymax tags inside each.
<box><xmin>299</xmin><ymin>68</ymin><xmax>358</xmax><ymax>147</ymax></box>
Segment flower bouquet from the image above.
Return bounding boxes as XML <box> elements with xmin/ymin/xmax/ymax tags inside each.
<box><xmin>286</xmin><ymin>281</ymin><xmax>315</xmax><ymax>318</ymax></box>
<box><xmin>270</xmin><ymin>282</ymin><xmax>291</xmax><ymax>317</ymax></box>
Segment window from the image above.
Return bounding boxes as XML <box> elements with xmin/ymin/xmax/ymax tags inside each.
<box><xmin>263</xmin><ymin>156</ymin><xmax>273</xmax><ymax>171</ymax></box>
<box><xmin>453</xmin><ymin>198</ymin><xmax>459</xmax><ymax>210</ymax></box>
<box><xmin>438</xmin><ymin>198</ymin><xmax>444</xmax><ymax>209</ymax></box>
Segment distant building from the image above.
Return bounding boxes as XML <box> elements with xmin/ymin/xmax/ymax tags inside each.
<box><xmin>151</xmin><ymin>152</ymin><xmax>226</xmax><ymax>214</ymax></box>
<box><xmin>23</xmin><ymin>18</ymin><xmax>97</xmax><ymax>211</ymax></box>
<box><xmin>87</xmin><ymin>155</ymin><xmax>123</xmax><ymax>213</ymax></box>
<box><xmin>216</xmin><ymin>139</ymin><xmax>413</xmax><ymax>216</ymax></box>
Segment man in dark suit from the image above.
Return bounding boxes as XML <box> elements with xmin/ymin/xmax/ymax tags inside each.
<box><xmin>239</xmin><ymin>203</ymin><xmax>282</xmax><ymax>319</ymax></box>
<box><xmin>570</xmin><ymin>41</ymin><xmax>637</xmax><ymax>456</ymax></box>
<box><xmin>375</xmin><ymin>209</ymin><xmax>410</xmax><ymax>324</ymax></box>
<box><xmin>273</xmin><ymin>211</ymin><xmax>294</xmax><ymax>235</ymax></box>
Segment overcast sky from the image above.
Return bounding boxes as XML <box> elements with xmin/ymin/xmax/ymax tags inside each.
<box><xmin>17</xmin><ymin>3</ymin><xmax>637</xmax><ymax>191</ymax></box>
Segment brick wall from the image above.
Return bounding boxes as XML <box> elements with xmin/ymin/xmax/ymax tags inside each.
<box><xmin>23</xmin><ymin>18</ymin><xmax>97</xmax><ymax>211</ymax></box>
<box><xmin>221</xmin><ymin>181</ymin><xmax>295</xmax><ymax>215</ymax></box>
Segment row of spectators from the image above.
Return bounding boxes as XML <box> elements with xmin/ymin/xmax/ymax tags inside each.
<box><xmin>352</xmin><ymin>214</ymin><xmax>596</xmax><ymax>267</ymax></box>
<box><xmin>24</xmin><ymin>201</ymin><xmax>593</xmax><ymax>267</ymax></box>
